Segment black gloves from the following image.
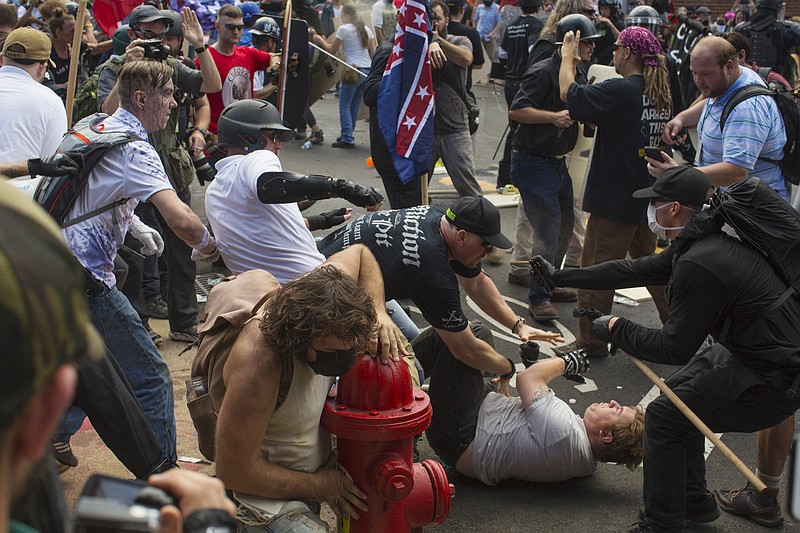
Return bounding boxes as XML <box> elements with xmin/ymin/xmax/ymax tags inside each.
<box><xmin>529</xmin><ymin>255</ymin><xmax>556</xmax><ymax>292</ymax></box>
<box><xmin>28</xmin><ymin>154</ymin><xmax>80</xmax><ymax>177</ymax></box>
<box><xmin>333</xmin><ymin>179</ymin><xmax>384</xmax><ymax>208</ymax></box>
<box><xmin>558</xmin><ymin>348</ymin><xmax>589</xmax><ymax>382</ymax></box>
<box><xmin>590</xmin><ymin>315</ymin><xmax>615</xmax><ymax>343</ymax></box>
<box><xmin>519</xmin><ymin>341</ymin><xmax>541</xmax><ymax>368</ymax></box>
<box><xmin>307</xmin><ymin>208</ymin><xmax>349</xmax><ymax>231</ymax></box>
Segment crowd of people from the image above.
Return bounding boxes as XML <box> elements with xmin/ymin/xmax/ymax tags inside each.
<box><xmin>0</xmin><ymin>0</ymin><xmax>800</xmax><ymax>531</ymax></box>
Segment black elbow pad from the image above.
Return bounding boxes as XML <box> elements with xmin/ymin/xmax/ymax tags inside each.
<box><xmin>256</xmin><ymin>171</ymin><xmax>335</xmax><ymax>204</ymax></box>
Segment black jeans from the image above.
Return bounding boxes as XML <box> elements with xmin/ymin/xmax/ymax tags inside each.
<box><xmin>412</xmin><ymin>323</ymin><xmax>494</xmax><ymax>466</ymax></box>
<box><xmin>643</xmin><ymin>344</ymin><xmax>800</xmax><ymax>532</ymax></box>
<box><xmin>152</xmin><ymin>187</ymin><xmax>199</xmax><ymax>331</ymax></box>
<box><xmin>497</xmin><ymin>79</ymin><xmax>521</xmax><ymax>188</ymax></box>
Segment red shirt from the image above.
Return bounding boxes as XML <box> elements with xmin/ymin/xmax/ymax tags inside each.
<box><xmin>197</xmin><ymin>46</ymin><xmax>272</xmax><ymax>133</ymax></box>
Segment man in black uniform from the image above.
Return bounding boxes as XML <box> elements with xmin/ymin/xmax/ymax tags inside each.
<box><xmin>318</xmin><ymin>196</ymin><xmax>564</xmax><ymax>385</ymax></box>
<box><xmin>533</xmin><ymin>166</ymin><xmax>800</xmax><ymax>533</ymax></box>
<box><xmin>496</xmin><ymin>0</ymin><xmax>543</xmax><ymax>187</ymax></box>
<box><xmin>735</xmin><ymin>0</ymin><xmax>800</xmax><ymax>82</ymax></box>
<box><xmin>593</xmin><ymin>0</ymin><xmax>625</xmax><ymax>65</ymax></box>
<box><xmin>507</xmin><ymin>14</ymin><xmax>594</xmax><ymax>322</ymax></box>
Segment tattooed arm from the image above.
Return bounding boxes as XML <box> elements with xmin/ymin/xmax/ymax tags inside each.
<box><xmin>516</xmin><ymin>358</ymin><xmax>567</xmax><ymax>409</ymax></box>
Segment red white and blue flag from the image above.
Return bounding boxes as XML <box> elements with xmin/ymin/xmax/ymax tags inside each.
<box><xmin>378</xmin><ymin>0</ymin><xmax>434</xmax><ymax>185</ymax></box>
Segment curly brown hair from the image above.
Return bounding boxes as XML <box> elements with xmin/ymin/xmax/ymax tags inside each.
<box><xmin>594</xmin><ymin>406</ymin><xmax>644</xmax><ymax>470</ymax></box>
<box><xmin>260</xmin><ymin>265</ymin><xmax>376</xmax><ymax>363</ymax></box>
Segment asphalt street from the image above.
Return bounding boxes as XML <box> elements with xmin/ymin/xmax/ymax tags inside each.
<box><xmin>57</xmin><ymin>74</ymin><xmax>800</xmax><ymax>532</ymax></box>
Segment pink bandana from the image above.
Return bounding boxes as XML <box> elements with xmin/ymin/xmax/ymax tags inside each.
<box><xmin>618</xmin><ymin>26</ymin><xmax>664</xmax><ymax>68</ymax></box>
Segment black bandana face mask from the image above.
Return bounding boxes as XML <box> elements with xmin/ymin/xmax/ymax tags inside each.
<box><xmin>307</xmin><ymin>347</ymin><xmax>357</xmax><ymax>376</ymax></box>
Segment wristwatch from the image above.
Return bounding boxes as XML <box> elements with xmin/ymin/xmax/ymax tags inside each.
<box><xmin>511</xmin><ymin>316</ymin><xmax>525</xmax><ymax>335</ymax></box>
<box><xmin>195</xmin><ymin>44</ymin><xmax>209</xmax><ymax>54</ymax></box>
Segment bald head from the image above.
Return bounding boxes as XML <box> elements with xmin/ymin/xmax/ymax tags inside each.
<box><xmin>690</xmin><ymin>35</ymin><xmax>737</xmax><ymax>68</ymax></box>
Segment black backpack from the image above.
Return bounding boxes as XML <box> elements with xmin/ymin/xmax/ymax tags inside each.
<box><xmin>719</xmin><ymin>84</ymin><xmax>800</xmax><ymax>185</ymax></box>
<box><xmin>32</xmin><ymin>113</ymin><xmax>141</xmax><ymax>234</ymax></box>
<box><xmin>706</xmin><ymin>178</ymin><xmax>800</xmax><ymax>322</ymax></box>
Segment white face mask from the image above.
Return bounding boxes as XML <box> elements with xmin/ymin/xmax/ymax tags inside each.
<box><xmin>647</xmin><ymin>202</ymin><xmax>686</xmax><ymax>239</ymax></box>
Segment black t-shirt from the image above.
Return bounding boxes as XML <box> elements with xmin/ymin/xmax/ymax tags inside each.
<box><xmin>510</xmin><ymin>51</ymin><xmax>584</xmax><ymax>155</ymax></box>
<box><xmin>501</xmin><ymin>14</ymin><xmax>543</xmax><ymax>81</ymax></box>
<box><xmin>49</xmin><ymin>42</ymin><xmax>87</xmax><ymax>85</ymax></box>
<box><xmin>317</xmin><ymin>205</ymin><xmax>481</xmax><ymax>332</ymax></box>
<box><xmin>567</xmin><ymin>74</ymin><xmax>670</xmax><ymax>225</ymax></box>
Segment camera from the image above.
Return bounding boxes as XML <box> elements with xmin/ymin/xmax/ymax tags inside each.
<box><xmin>141</xmin><ymin>39</ymin><xmax>171</xmax><ymax>61</ymax></box>
<box><xmin>73</xmin><ymin>474</ymin><xmax>176</xmax><ymax>532</ymax></box>
<box><xmin>192</xmin><ymin>151</ymin><xmax>217</xmax><ymax>185</ymax></box>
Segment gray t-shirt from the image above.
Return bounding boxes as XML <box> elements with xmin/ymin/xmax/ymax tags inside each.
<box><xmin>472</xmin><ymin>391</ymin><xmax>596</xmax><ymax>485</ymax></box>
<box><xmin>432</xmin><ymin>34</ymin><xmax>472</xmax><ymax>135</ymax></box>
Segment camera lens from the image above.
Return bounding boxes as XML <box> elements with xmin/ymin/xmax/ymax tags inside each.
<box><xmin>192</xmin><ymin>152</ymin><xmax>216</xmax><ymax>185</ymax></box>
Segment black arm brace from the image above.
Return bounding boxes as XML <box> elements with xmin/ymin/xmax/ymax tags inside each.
<box><xmin>256</xmin><ymin>171</ymin><xmax>337</xmax><ymax>204</ymax></box>
<box><xmin>256</xmin><ymin>171</ymin><xmax>383</xmax><ymax>208</ymax></box>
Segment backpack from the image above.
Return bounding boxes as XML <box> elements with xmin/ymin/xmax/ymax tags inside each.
<box><xmin>185</xmin><ymin>269</ymin><xmax>284</xmax><ymax>462</ymax></box>
<box><xmin>32</xmin><ymin>113</ymin><xmax>140</xmax><ymax>235</ymax></box>
<box><xmin>72</xmin><ymin>56</ymin><xmax>126</xmax><ymax>122</ymax></box>
<box><xmin>704</xmin><ymin>178</ymin><xmax>800</xmax><ymax>340</ymax></box>
<box><xmin>719</xmin><ymin>84</ymin><xmax>800</xmax><ymax>185</ymax></box>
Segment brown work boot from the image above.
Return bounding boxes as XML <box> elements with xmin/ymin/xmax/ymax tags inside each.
<box><xmin>552</xmin><ymin>287</ymin><xmax>577</xmax><ymax>302</ymax></box>
<box><xmin>529</xmin><ymin>300</ymin><xmax>558</xmax><ymax>322</ymax></box>
<box><xmin>714</xmin><ymin>483</ymin><xmax>784</xmax><ymax>527</ymax></box>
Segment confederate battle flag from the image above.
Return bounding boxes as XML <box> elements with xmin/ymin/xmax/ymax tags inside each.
<box><xmin>378</xmin><ymin>0</ymin><xmax>434</xmax><ymax>185</ymax></box>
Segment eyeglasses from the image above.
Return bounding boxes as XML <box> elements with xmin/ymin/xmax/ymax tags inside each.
<box><xmin>481</xmin><ymin>240</ymin><xmax>493</xmax><ymax>249</ymax></box>
<box><xmin>133</xmin><ymin>27</ymin><xmax>166</xmax><ymax>40</ymax></box>
<box><xmin>265</xmin><ymin>130</ymin><xmax>280</xmax><ymax>144</ymax></box>
<box><xmin>224</xmin><ymin>23</ymin><xmax>245</xmax><ymax>31</ymax></box>
<box><xmin>581</xmin><ymin>8</ymin><xmax>595</xmax><ymax>15</ymax></box>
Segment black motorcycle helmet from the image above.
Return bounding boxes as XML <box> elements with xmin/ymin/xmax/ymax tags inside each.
<box><xmin>556</xmin><ymin>13</ymin><xmax>601</xmax><ymax>44</ymax></box>
<box><xmin>217</xmin><ymin>100</ymin><xmax>295</xmax><ymax>152</ymax></box>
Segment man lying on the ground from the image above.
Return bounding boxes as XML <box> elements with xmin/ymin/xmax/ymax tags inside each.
<box><xmin>414</xmin><ymin>324</ymin><xmax>644</xmax><ymax>484</ymax></box>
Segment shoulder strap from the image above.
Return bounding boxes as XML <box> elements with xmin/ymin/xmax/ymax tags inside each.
<box><xmin>719</xmin><ymin>84</ymin><xmax>774</xmax><ymax>132</ymax></box>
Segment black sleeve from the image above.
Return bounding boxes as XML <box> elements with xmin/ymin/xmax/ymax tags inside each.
<box><xmin>527</xmin><ymin>38</ymin><xmax>554</xmax><ymax>68</ymax></box>
<box><xmin>510</xmin><ymin>64</ymin><xmax>548</xmax><ymax>110</ymax></box>
<box><xmin>553</xmin><ymin>248</ymin><xmax>673</xmax><ymax>290</ymax></box>
<box><xmin>566</xmin><ymin>78</ymin><xmax>629</xmax><ymax>127</ymax></box>
<box><xmin>611</xmin><ymin>260</ymin><xmax>729</xmax><ymax>366</ymax></box>
<box><xmin>469</xmin><ymin>30</ymin><xmax>485</xmax><ymax>67</ymax></box>
<box><xmin>364</xmin><ymin>40</ymin><xmax>392</xmax><ymax>107</ymax></box>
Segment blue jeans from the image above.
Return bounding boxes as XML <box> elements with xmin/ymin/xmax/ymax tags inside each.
<box><xmin>72</xmin><ymin>285</ymin><xmax>176</xmax><ymax>463</ymax></box>
<box><xmin>510</xmin><ymin>151</ymin><xmax>574</xmax><ymax>304</ymax></box>
<box><xmin>338</xmin><ymin>68</ymin><xmax>369</xmax><ymax>144</ymax></box>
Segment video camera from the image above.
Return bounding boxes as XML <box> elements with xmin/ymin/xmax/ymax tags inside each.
<box><xmin>141</xmin><ymin>39</ymin><xmax>171</xmax><ymax>61</ymax></box>
<box><xmin>73</xmin><ymin>474</ymin><xmax>176</xmax><ymax>532</ymax></box>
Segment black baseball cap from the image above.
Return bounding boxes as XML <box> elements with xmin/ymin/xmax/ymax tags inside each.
<box><xmin>445</xmin><ymin>0</ymin><xmax>466</xmax><ymax>9</ymax></box>
<box><xmin>632</xmin><ymin>166</ymin><xmax>712</xmax><ymax>207</ymax></box>
<box><xmin>129</xmin><ymin>5</ymin><xmax>173</xmax><ymax>28</ymax></box>
<box><xmin>445</xmin><ymin>196</ymin><xmax>513</xmax><ymax>249</ymax></box>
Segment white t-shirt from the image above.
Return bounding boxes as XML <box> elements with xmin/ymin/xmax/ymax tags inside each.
<box><xmin>0</xmin><ymin>66</ymin><xmax>68</xmax><ymax>163</ymax></box>
<box><xmin>205</xmin><ymin>150</ymin><xmax>326</xmax><ymax>283</ymax></box>
<box><xmin>63</xmin><ymin>109</ymin><xmax>173</xmax><ymax>288</ymax></box>
<box><xmin>371</xmin><ymin>0</ymin><xmax>396</xmax><ymax>31</ymax></box>
<box><xmin>472</xmin><ymin>391</ymin><xmax>596</xmax><ymax>485</ymax></box>
<box><xmin>335</xmin><ymin>23</ymin><xmax>374</xmax><ymax>68</ymax></box>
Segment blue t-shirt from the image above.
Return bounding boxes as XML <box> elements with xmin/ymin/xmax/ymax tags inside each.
<box><xmin>474</xmin><ymin>3</ymin><xmax>500</xmax><ymax>40</ymax></box>
<box><xmin>697</xmin><ymin>66</ymin><xmax>788</xmax><ymax>200</ymax></box>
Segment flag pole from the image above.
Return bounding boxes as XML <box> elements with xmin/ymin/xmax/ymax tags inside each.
<box><xmin>277</xmin><ymin>0</ymin><xmax>293</xmax><ymax>120</ymax></box>
<box><xmin>422</xmin><ymin>172</ymin><xmax>429</xmax><ymax>205</ymax></box>
<box><xmin>66</xmin><ymin>0</ymin><xmax>89</xmax><ymax>126</ymax></box>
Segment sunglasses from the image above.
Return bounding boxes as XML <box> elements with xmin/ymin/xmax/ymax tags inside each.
<box><xmin>133</xmin><ymin>27</ymin><xmax>166</xmax><ymax>40</ymax></box>
<box><xmin>581</xmin><ymin>8</ymin><xmax>595</xmax><ymax>15</ymax></box>
<box><xmin>613</xmin><ymin>42</ymin><xmax>629</xmax><ymax>50</ymax></box>
<box><xmin>224</xmin><ymin>23</ymin><xmax>245</xmax><ymax>31</ymax></box>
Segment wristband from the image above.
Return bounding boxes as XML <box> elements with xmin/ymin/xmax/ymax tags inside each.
<box><xmin>190</xmin><ymin>227</ymin><xmax>211</xmax><ymax>251</ymax></box>
<box><xmin>183</xmin><ymin>508</ymin><xmax>237</xmax><ymax>533</ymax></box>
<box><xmin>195</xmin><ymin>44</ymin><xmax>209</xmax><ymax>54</ymax></box>
<box><xmin>500</xmin><ymin>357</ymin><xmax>516</xmax><ymax>380</ymax></box>
<box><xmin>511</xmin><ymin>316</ymin><xmax>524</xmax><ymax>335</ymax></box>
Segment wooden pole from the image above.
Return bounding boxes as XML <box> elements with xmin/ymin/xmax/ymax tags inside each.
<box><xmin>627</xmin><ymin>353</ymin><xmax>767</xmax><ymax>493</ymax></box>
<box><xmin>277</xmin><ymin>0</ymin><xmax>293</xmax><ymax>120</ymax></box>
<box><xmin>421</xmin><ymin>172</ymin><xmax>429</xmax><ymax>205</ymax></box>
<box><xmin>65</xmin><ymin>0</ymin><xmax>89</xmax><ymax>126</ymax></box>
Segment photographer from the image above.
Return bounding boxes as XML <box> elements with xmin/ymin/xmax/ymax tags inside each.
<box><xmin>96</xmin><ymin>5</ymin><xmax>219</xmax><ymax>344</ymax></box>
<box><xmin>0</xmin><ymin>183</ymin><xmax>235</xmax><ymax>533</ymax></box>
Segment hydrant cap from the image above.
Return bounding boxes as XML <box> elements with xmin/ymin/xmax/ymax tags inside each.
<box><xmin>336</xmin><ymin>354</ymin><xmax>414</xmax><ymax>411</ymax></box>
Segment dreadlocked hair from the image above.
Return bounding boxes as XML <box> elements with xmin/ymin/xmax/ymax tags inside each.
<box><xmin>643</xmin><ymin>56</ymin><xmax>671</xmax><ymax>116</ymax></box>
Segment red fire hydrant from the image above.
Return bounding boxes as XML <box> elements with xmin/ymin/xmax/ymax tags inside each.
<box><xmin>321</xmin><ymin>354</ymin><xmax>453</xmax><ymax>532</ymax></box>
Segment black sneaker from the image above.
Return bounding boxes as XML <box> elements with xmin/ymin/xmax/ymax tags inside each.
<box><xmin>295</xmin><ymin>128</ymin><xmax>308</xmax><ymax>140</ymax></box>
<box><xmin>52</xmin><ymin>440</ymin><xmax>79</xmax><ymax>467</ymax></box>
<box><xmin>714</xmin><ymin>483</ymin><xmax>783</xmax><ymax>527</ymax></box>
<box><xmin>309</xmin><ymin>130</ymin><xmax>324</xmax><ymax>144</ymax></box>
<box><xmin>146</xmin><ymin>296</ymin><xmax>168</xmax><ymax>319</ymax></box>
<box><xmin>507</xmin><ymin>271</ymin><xmax>529</xmax><ymax>287</ymax></box>
<box><xmin>169</xmin><ymin>326</ymin><xmax>199</xmax><ymax>343</ymax></box>
<box><xmin>332</xmin><ymin>141</ymin><xmax>355</xmax><ymax>149</ymax></box>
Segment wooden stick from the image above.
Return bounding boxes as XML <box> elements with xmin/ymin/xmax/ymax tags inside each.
<box><xmin>421</xmin><ymin>172</ymin><xmax>429</xmax><ymax>205</ymax></box>
<box><xmin>627</xmin><ymin>353</ymin><xmax>767</xmax><ymax>493</ymax></box>
<box><xmin>66</xmin><ymin>0</ymin><xmax>88</xmax><ymax>126</ymax></box>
